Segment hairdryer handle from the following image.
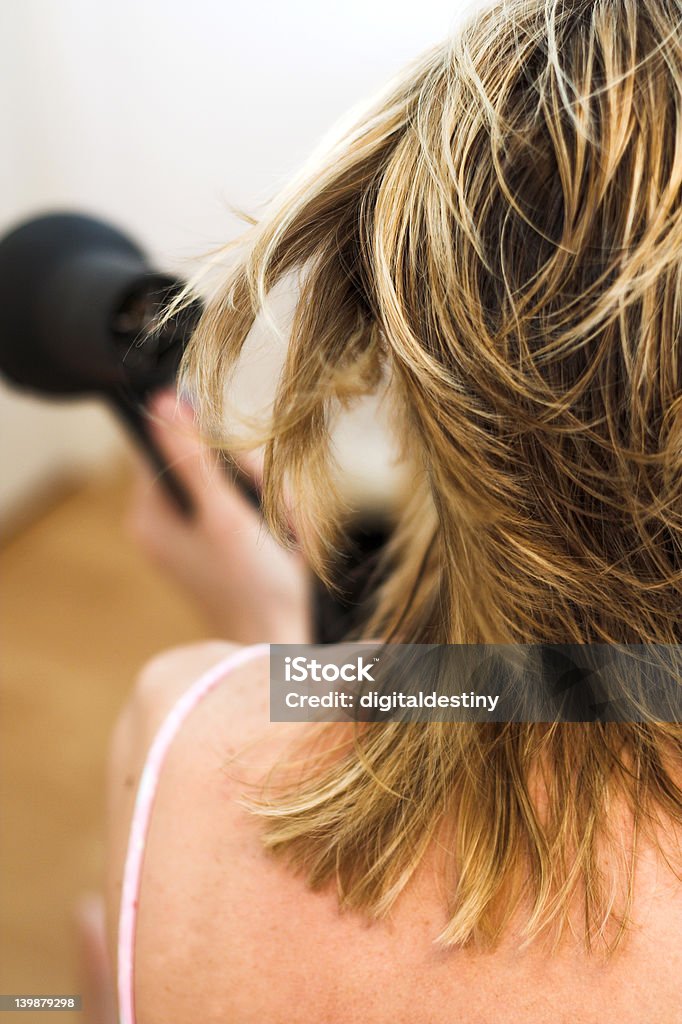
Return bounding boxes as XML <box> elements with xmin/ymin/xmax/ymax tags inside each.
<box><xmin>109</xmin><ymin>391</ymin><xmax>262</xmax><ymax>518</ymax></box>
<box><xmin>110</xmin><ymin>392</ymin><xmax>195</xmax><ymax>517</ymax></box>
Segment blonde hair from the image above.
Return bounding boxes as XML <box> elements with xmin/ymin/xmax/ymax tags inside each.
<box><xmin>178</xmin><ymin>0</ymin><xmax>682</xmax><ymax>951</ymax></box>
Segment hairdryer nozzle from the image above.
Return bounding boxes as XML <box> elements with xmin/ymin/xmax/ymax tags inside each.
<box><xmin>0</xmin><ymin>211</ymin><xmax>204</xmax><ymax>516</ymax></box>
<box><xmin>0</xmin><ymin>212</ymin><xmax>202</xmax><ymax>398</ymax></box>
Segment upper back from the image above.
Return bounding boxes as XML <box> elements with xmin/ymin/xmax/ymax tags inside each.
<box><xmin>110</xmin><ymin>643</ymin><xmax>682</xmax><ymax>1024</ymax></box>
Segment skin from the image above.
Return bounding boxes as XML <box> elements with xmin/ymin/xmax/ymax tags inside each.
<box><xmin>125</xmin><ymin>390</ymin><xmax>312</xmax><ymax>646</ymax></box>
<box><xmin>104</xmin><ymin>393</ymin><xmax>682</xmax><ymax>1023</ymax></box>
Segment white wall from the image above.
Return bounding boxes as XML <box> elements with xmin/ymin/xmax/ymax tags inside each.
<box><xmin>0</xmin><ymin>0</ymin><xmax>466</xmax><ymax>522</ymax></box>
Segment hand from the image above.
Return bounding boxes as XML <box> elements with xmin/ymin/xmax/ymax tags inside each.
<box><xmin>125</xmin><ymin>389</ymin><xmax>313</xmax><ymax>645</ymax></box>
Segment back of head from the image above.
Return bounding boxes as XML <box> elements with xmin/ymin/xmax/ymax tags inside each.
<box><xmin>181</xmin><ymin>0</ymin><xmax>682</xmax><ymax>950</ymax></box>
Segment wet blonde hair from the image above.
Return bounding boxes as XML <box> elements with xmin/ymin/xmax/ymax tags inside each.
<box><xmin>178</xmin><ymin>0</ymin><xmax>682</xmax><ymax>950</ymax></box>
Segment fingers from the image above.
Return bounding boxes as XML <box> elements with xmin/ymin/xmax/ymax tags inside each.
<box><xmin>144</xmin><ymin>390</ymin><xmax>263</xmax><ymax>528</ymax></box>
<box><xmin>236</xmin><ymin>449</ymin><xmax>264</xmax><ymax>490</ymax></box>
<box><xmin>219</xmin><ymin>449</ymin><xmax>263</xmax><ymax>511</ymax></box>
<box><xmin>146</xmin><ymin>390</ymin><xmax>218</xmax><ymax>495</ymax></box>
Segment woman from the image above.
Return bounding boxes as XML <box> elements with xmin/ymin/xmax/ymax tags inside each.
<box><xmin>106</xmin><ymin>0</ymin><xmax>682</xmax><ymax>1020</ymax></box>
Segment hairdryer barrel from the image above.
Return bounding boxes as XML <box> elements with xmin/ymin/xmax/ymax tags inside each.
<box><xmin>0</xmin><ymin>212</ymin><xmax>200</xmax><ymax>394</ymax></box>
<box><xmin>0</xmin><ymin>212</ymin><xmax>203</xmax><ymax>513</ymax></box>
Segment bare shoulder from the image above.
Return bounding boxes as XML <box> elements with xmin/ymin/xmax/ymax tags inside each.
<box><xmin>105</xmin><ymin>640</ymin><xmax>272</xmax><ymax>970</ymax></box>
<box><xmin>111</xmin><ymin>640</ymin><xmax>275</xmax><ymax>757</ymax></box>
<box><xmin>126</xmin><ymin>640</ymin><xmax>247</xmax><ymax>725</ymax></box>
<box><xmin>122</xmin><ymin>639</ymin><xmax>299</xmax><ymax>1022</ymax></box>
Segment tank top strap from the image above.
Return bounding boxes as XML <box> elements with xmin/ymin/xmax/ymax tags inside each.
<box><xmin>117</xmin><ymin>643</ymin><xmax>270</xmax><ymax>1024</ymax></box>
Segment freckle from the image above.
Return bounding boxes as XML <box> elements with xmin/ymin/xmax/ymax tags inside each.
<box><xmin>124</xmin><ymin>774</ymin><xmax>135</xmax><ymax>788</ymax></box>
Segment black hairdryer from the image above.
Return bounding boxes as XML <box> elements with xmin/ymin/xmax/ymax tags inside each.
<box><xmin>0</xmin><ymin>211</ymin><xmax>389</xmax><ymax>640</ymax></box>
<box><xmin>0</xmin><ymin>212</ymin><xmax>204</xmax><ymax>514</ymax></box>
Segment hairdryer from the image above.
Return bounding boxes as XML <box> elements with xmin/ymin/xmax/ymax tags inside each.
<box><xmin>0</xmin><ymin>212</ymin><xmax>204</xmax><ymax>514</ymax></box>
<box><xmin>0</xmin><ymin>211</ymin><xmax>389</xmax><ymax>640</ymax></box>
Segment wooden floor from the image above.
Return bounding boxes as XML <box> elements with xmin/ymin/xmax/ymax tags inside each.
<box><xmin>0</xmin><ymin>463</ymin><xmax>207</xmax><ymax>1018</ymax></box>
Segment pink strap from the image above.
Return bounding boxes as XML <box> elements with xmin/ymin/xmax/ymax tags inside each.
<box><xmin>117</xmin><ymin>643</ymin><xmax>270</xmax><ymax>1024</ymax></box>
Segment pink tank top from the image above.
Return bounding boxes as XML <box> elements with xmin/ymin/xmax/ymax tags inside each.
<box><xmin>116</xmin><ymin>643</ymin><xmax>270</xmax><ymax>1024</ymax></box>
